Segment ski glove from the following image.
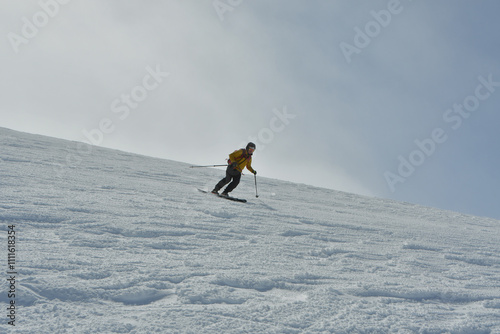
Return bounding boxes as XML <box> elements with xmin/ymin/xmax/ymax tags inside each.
<box><xmin>253</xmin><ymin>170</ymin><xmax>257</xmax><ymax>175</ymax></box>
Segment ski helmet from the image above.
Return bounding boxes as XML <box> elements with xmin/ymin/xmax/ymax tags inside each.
<box><xmin>246</xmin><ymin>142</ymin><xmax>256</xmax><ymax>151</ymax></box>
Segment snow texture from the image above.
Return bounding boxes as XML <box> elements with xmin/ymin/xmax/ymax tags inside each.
<box><xmin>1</xmin><ymin>127</ymin><xmax>500</xmax><ymax>333</ymax></box>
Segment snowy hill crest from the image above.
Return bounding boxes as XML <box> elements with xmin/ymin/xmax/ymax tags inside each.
<box><xmin>1</xmin><ymin>127</ymin><xmax>499</xmax><ymax>333</ymax></box>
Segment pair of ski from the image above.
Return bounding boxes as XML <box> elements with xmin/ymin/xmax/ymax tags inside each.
<box><xmin>197</xmin><ymin>189</ymin><xmax>247</xmax><ymax>203</ymax></box>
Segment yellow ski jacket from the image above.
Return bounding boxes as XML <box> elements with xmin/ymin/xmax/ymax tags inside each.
<box><xmin>228</xmin><ymin>149</ymin><xmax>255</xmax><ymax>174</ymax></box>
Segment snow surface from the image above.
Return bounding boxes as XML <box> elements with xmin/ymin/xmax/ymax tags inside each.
<box><xmin>1</xmin><ymin>127</ymin><xmax>500</xmax><ymax>334</ymax></box>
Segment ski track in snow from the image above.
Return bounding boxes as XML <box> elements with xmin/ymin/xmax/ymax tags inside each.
<box><xmin>1</xmin><ymin>127</ymin><xmax>500</xmax><ymax>333</ymax></box>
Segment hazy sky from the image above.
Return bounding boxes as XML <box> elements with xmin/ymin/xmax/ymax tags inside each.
<box><xmin>2</xmin><ymin>0</ymin><xmax>499</xmax><ymax>219</ymax></box>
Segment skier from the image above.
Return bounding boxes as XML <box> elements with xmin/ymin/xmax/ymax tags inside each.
<box><xmin>212</xmin><ymin>142</ymin><xmax>257</xmax><ymax>197</ymax></box>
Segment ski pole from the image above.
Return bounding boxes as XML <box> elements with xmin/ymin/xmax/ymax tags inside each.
<box><xmin>254</xmin><ymin>174</ymin><xmax>259</xmax><ymax>198</ymax></box>
<box><xmin>189</xmin><ymin>164</ymin><xmax>227</xmax><ymax>168</ymax></box>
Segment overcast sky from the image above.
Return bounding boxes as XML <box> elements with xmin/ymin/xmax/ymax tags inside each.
<box><xmin>2</xmin><ymin>0</ymin><xmax>499</xmax><ymax>219</ymax></box>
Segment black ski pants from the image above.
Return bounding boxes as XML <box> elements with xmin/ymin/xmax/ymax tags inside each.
<box><xmin>214</xmin><ymin>166</ymin><xmax>241</xmax><ymax>193</ymax></box>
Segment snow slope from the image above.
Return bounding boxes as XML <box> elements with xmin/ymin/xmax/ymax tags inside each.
<box><xmin>1</xmin><ymin>127</ymin><xmax>500</xmax><ymax>334</ymax></box>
